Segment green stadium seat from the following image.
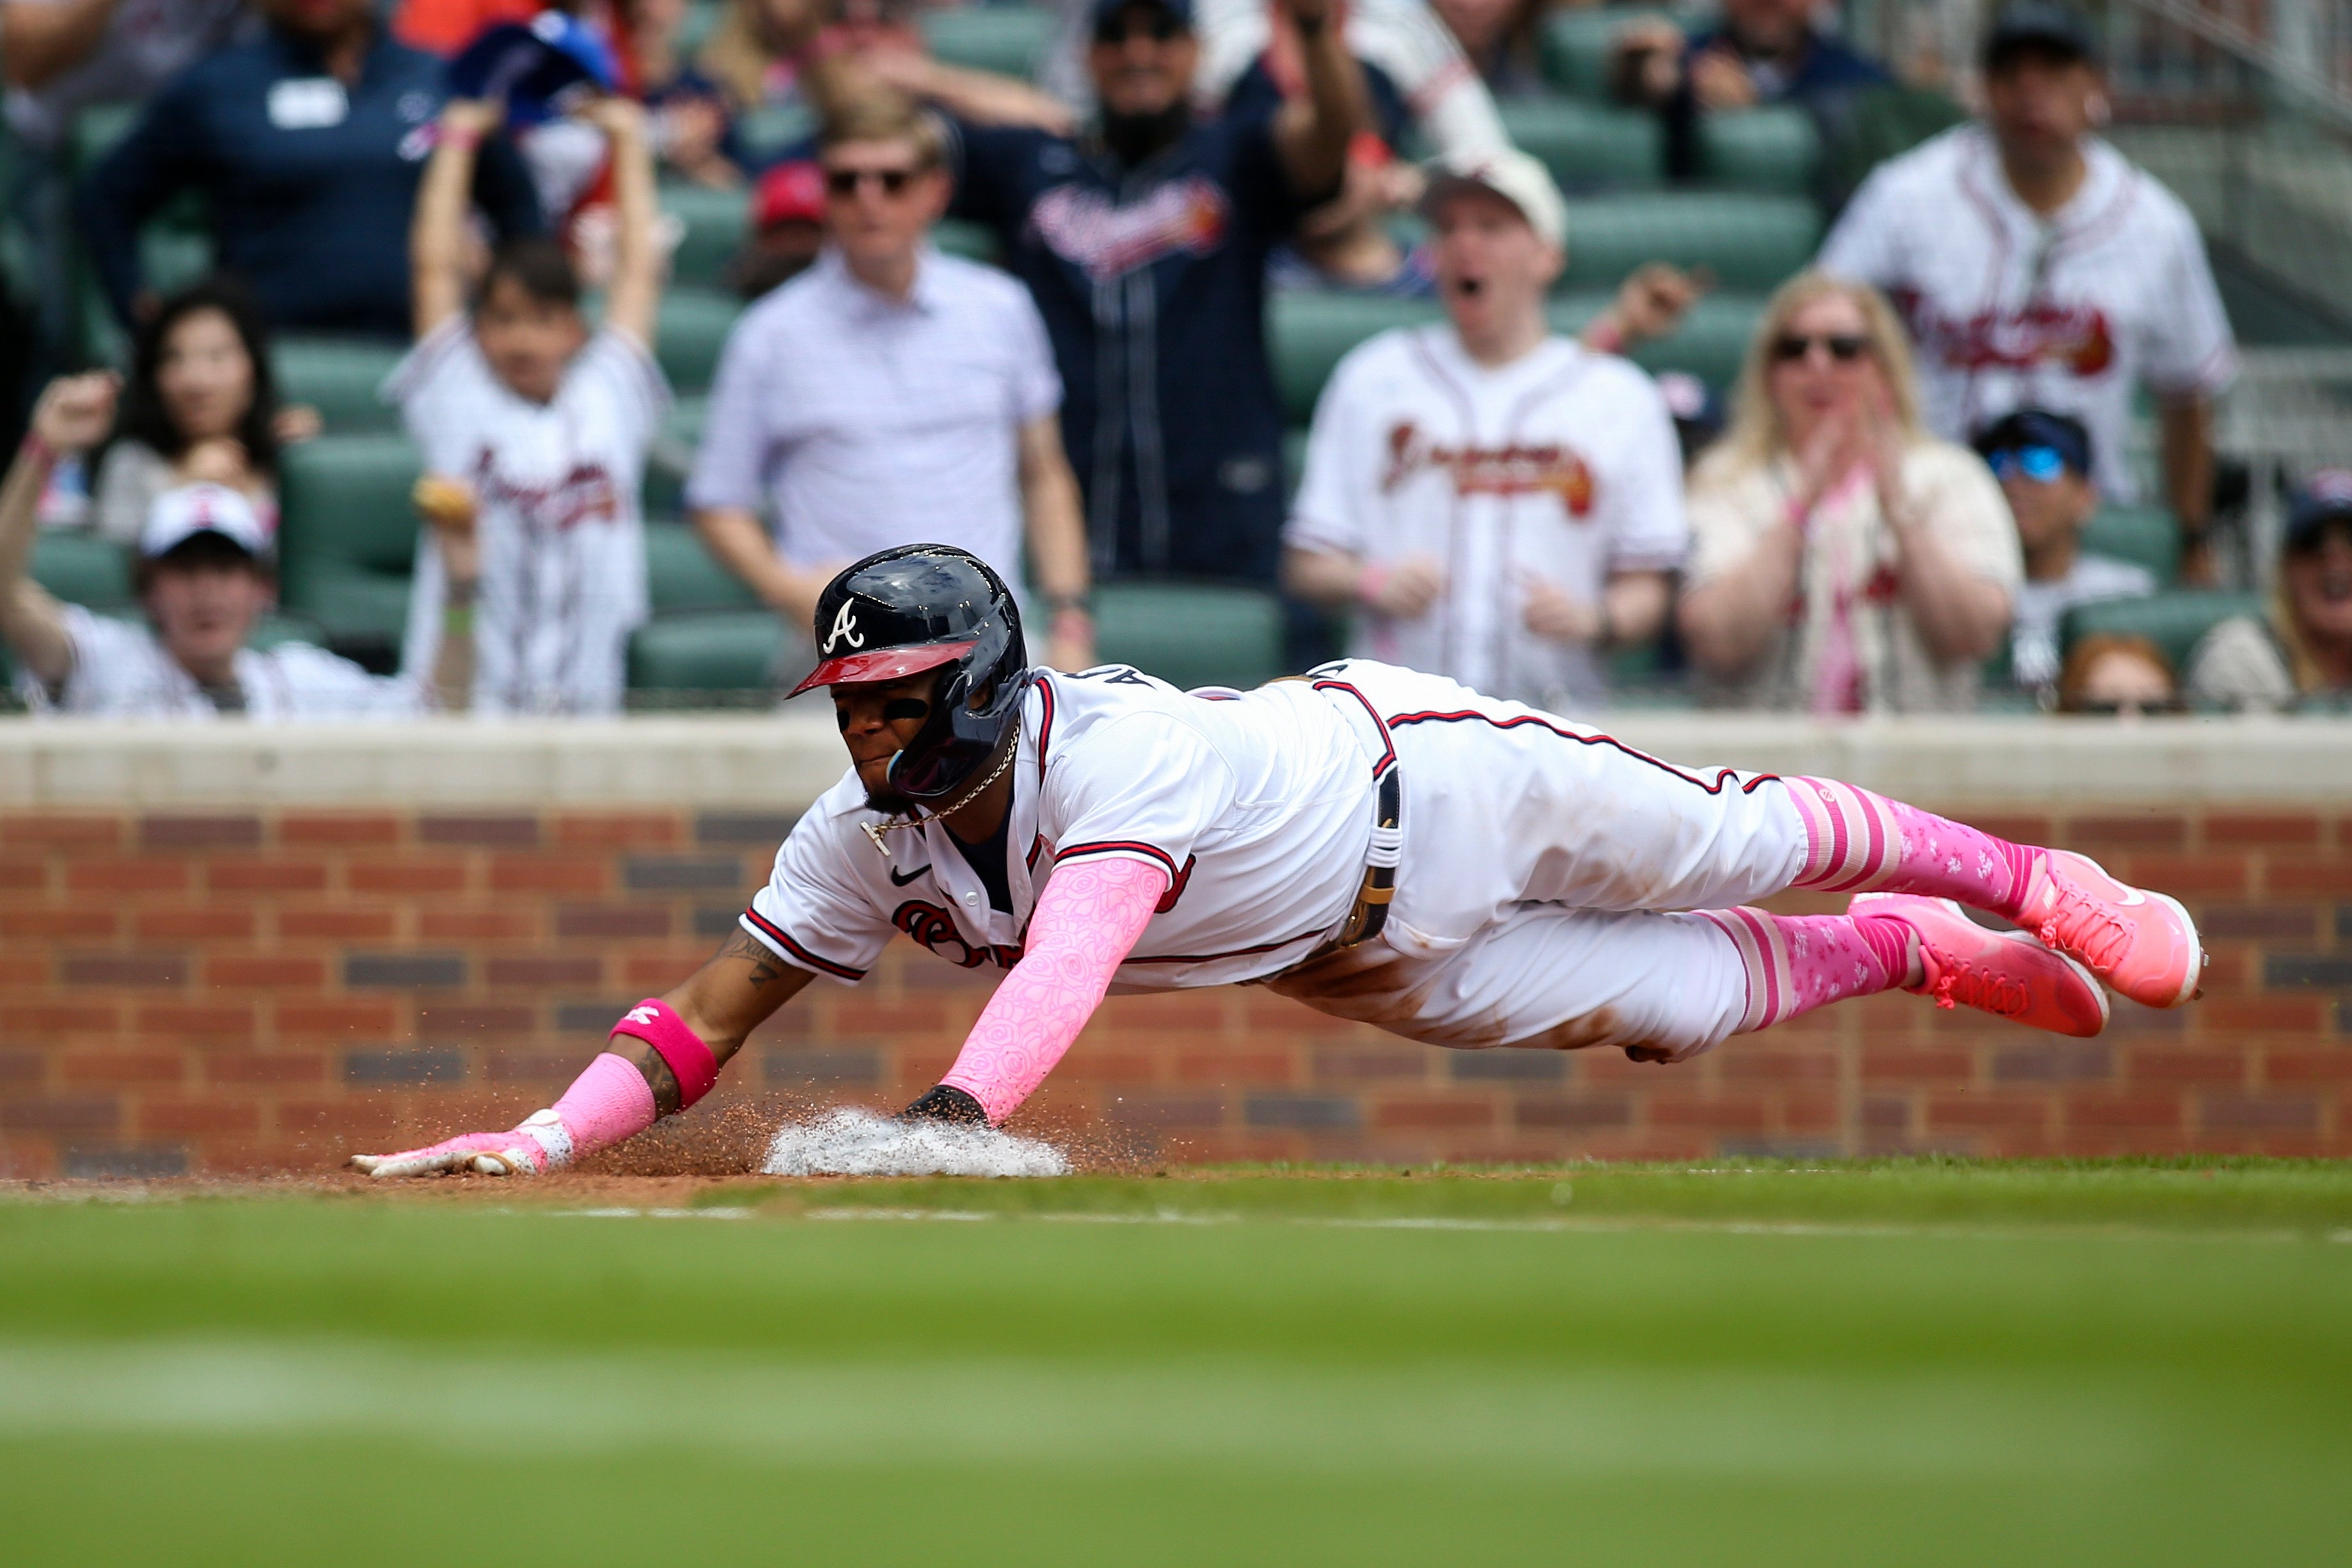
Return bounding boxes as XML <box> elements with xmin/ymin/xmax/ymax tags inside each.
<box><xmin>661</xmin><ymin>181</ymin><xmax>749</xmax><ymax>292</ymax></box>
<box><xmin>29</xmin><ymin>530</ymin><xmax>132</xmax><ymax>608</ymax></box>
<box><xmin>645</xmin><ymin>521</ymin><xmax>759</xmax><ymax>614</ymax></box>
<box><xmin>934</xmin><ymin>217</ymin><xmax>1004</xmax><ymax>267</ymax></box>
<box><xmin>2082</xmin><ymin>503</ymin><xmax>2181</xmax><ymax>584</ymax></box>
<box><xmin>1269</xmin><ymin>292</ymin><xmax>1443</xmax><ymax>424</ymax></box>
<box><xmin>1496</xmin><ymin>99</ymin><xmax>1660</xmax><ymax>191</ymax></box>
<box><xmin>276</xmin><ymin>432</ymin><xmax>422</xmax><ymax>659</ymax></box>
<box><xmin>674</xmin><ymin>0</ymin><xmax>721</xmax><ymax>60</ymax></box>
<box><xmin>1096</xmin><ymin>581</ymin><xmax>1287</xmax><ymax>691</ymax></box>
<box><xmin>1582</xmin><ymin>291</ymin><xmax>1767</xmax><ymax>390</ymax></box>
<box><xmin>2061</xmin><ymin>591</ymin><xmax>2265</xmax><ymax>676</ymax></box>
<box><xmin>275</xmin><ymin>337</ymin><xmax>405</xmax><ymax>434</ymax></box>
<box><xmin>628</xmin><ymin>609</ymin><xmax>781</xmax><ymax>696</ymax></box>
<box><xmin>1561</xmin><ymin>192</ymin><xmax>1820</xmax><ymax>293</ymax></box>
<box><xmin>736</xmin><ymin>101</ymin><xmax>816</xmax><ymax>164</ymax></box>
<box><xmin>1539</xmin><ymin>8</ymin><xmax>1663</xmax><ymax>101</ymax></box>
<box><xmin>68</xmin><ymin>104</ymin><xmax>141</xmax><ymax>174</ymax></box>
<box><xmin>920</xmin><ymin>7</ymin><xmax>1057</xmax><ymax>79</ymax></box>
<box><xmin>79</xmin><ymin>225</ymin><xmax>211</xmax><ymax>367</ymax></box>
<box><xmin>1694</xmin><ymin>105</ymin><xmax>1819</xmax><ymax>196</ymax></box>
<box><xmin>654</xmin><ymin>287</ymin><xmax>740</xmax><ymax>393</ymax></box>
<box><xmin>645</xmin><ymin>396</ymin><xmax>706</xmax><ymax>520</ymax></box>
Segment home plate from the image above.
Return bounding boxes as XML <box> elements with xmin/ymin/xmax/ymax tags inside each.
<box><xmin>761</xmin><ymin>1108</ymin><xmax>1071</xmax><ymax>1178</ymax></box>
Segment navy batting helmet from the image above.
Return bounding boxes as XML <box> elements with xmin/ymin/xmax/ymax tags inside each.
<box><xmin>790</xmin><ymin>545</ymin><xmax>1031</xmax><ymax>804</ymax></box>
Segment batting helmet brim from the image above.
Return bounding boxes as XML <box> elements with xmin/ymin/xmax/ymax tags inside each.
<box><xmin>788</xmin><ymin>640</ymin><xmax>978</xmax><ymax>698</ymax></box>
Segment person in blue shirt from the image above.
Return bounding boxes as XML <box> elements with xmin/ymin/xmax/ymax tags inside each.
<box><xmin>924</xmin><ymin>0</ymin><xmax>1364</xmax><ymax>585</ymax></box>
<box><xmin>77</xmin><ymin>0</ymin><xmax>541</xmax><ymax>340</ymax></box>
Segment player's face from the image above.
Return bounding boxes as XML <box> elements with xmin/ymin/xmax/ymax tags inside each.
<box><xmin>1088</xmin><ymin>4</ymin><xmax>1200</xmax><ymax>119</ymax></box>
<box><xmin>1430</xmin><ymin>188</ymin><xmax>1561</xmax><ymax>335</ymax></box>
<box><xmin>1997</xmin><ymin>464</ymin><xmax>2099</xmax><ymax>560</ymax></box>
<box><xmin>156</xmin><ymin>307</ymin><xmax>255</xmax><ymax>446</ymax></box>
<box><xmin>1984</xmin><ymin>50</ymin><xmax>2098</xmax><ymax>166</ymax></box>
<box><xmin>146</xmin><ymin>558</ymin><xmax>272</xmax><ymax>679</ymax></box>
<box><xmin>1766</xmin><ymin>291</ymin><xmax>1877</xmax><ymax>436</ymax></box>
<box><xmin>473</xmin><ymin>276</ymin><xmax>589</xmax><ymax>407</ymax></box>
<box><xmin>834</xmin><ymin>674</ymin><xmax>941</xmax><ymax>811</ymax></box>
<box><xmin>2285</xmin><ymin>524</ymin><xmax>2352</xmax><ymax>647</ymax></box>
<box><xmin>821</xmin><ymin>139</ymin><xmax>950</xmax><ymax>268</ymax></box>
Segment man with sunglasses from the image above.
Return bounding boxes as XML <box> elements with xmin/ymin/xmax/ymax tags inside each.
<box><xmin>687</xmin><ymin>97</ymin><xmax>1097</xmax><ymax>681</ymax></box>
<box><xmin>1817</xmin><ymin>1</ymin><xmax>2235</xmax><ymax>582</ymax></box>
<box><xmin>1973</xmin><ymin>407</ymin><xmax>2152</xmax><ymax>693</ymax></box>
<box><xmin>940</xmin><ymin>0</ymin><xmax>1367</xmax><ymax>588</ymax></box>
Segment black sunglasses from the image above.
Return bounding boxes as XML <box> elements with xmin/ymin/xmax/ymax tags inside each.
<box><xmin>824</xmin><ymin>166</ymin><xmax>920</xmax><ymax>197</ymax></box>
<box><xmin>1094</xmin><ymin>14</ymin><xmax>1183</xmax><ymax>44</ymax></box>
<box><xmin>1771</xmin><ymin>332</ymin><xmax>1870</xmax><ymax>364</ymax></box>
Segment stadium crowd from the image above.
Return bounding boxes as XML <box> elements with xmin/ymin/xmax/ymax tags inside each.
<box><xmin>3</xmin><ymin>0</ymin><xmax>2348</xmax><ymax>720</ymax></box>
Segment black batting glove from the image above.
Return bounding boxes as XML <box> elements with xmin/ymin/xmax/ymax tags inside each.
<box><xmin>896</xmin><ymin>1084</ymin><xmax>989</xmax><ymax>1126</ymax></box>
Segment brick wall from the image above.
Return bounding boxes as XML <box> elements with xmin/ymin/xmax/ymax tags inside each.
<box><xmin>1</xmin><ymin>805</ymin><xmax>2345</xmax><ymax>1177</ymax></box>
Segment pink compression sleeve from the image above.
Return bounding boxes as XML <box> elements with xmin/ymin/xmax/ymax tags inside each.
<box><xmin>938</xmin><ymin>856</ymin><xmax>1165</xmax><ymax>1124</ymax></box>
<box><xmin>541</xmin><ymin>1051</ymin><xmax>660</xmax><ymax>1161</ymax></box>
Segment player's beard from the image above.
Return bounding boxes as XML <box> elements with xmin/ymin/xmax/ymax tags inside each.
<box><xmin>863</xmin><ymin>766</ymin><xmax>916</xmax><ymax>819</ymax></box>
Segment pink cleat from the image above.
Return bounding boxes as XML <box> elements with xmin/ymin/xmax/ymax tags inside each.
<box><xmin>1853</xmin><ymin>894</ymin><xmax>2110</xmax><ymax>1037</ymax></box>
<box><xmin>2015</xmin><ymin>850</ymin><xmax>2205</xmax><ymax>1010</ymax></box>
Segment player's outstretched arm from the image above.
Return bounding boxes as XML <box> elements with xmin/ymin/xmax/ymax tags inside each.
<box><xmin>350</xmin><ymin>928</ymin><xmax>813</xmax><ymax>1177</ymax></box>
<box><xmin>899</xmin><ymin>857</ymin><xmax>1164</xmax><ymax>1126</ymax></box>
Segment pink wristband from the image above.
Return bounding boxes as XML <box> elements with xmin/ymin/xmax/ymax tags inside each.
<box><xmin>610</xmin><ymin>998</ymin><xmax>719</xmax><ymax>1109</ymax></box>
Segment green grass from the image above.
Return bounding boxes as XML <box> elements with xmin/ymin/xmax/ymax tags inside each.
<box><xmin>3</xmin><ymin>1160</ymin><xmax>2349</xmax><ymax>1566</ymax></box>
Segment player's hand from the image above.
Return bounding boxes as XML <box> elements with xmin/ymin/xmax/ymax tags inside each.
<box><xmin>350</xmin><ymin>1113</ymin><xmax>568</xmax><ymax>1178</ymax></box>
<box><xmin>1521</xmin><ymin>576</ymin><xmax>1603</xmax><ymax>645</ymax></box>
<box><xmin>1359</xmin><ymin>556</ymin><xmax>1444</xmax><ymax>619</ymax></box>
<box><xmin>28</xmin><ymin>371</ymin><xmax>120</xmax><ymax>455</ymax></box>
<box><xmin>1690</xmin><ymin>45</ymin><xmax>1758</xmax><ymax>111</ymax></box>
<box><xmin>898</xmin><ymin>1084</ymin><xmax>989</xmax><ymax>1126</ymax></box>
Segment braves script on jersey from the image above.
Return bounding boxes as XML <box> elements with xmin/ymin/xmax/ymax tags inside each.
<box><xmin>389</xmin><ymin>321</ymin><xmax>669</xmax><ymax>714</ymax></box>
<box><xmin>1817</xmin><ymin>126</ymin><xmax>2235</xmax><ymax>502</ymax></box>
<box><xmin>1286</xmin><ymin>329</ymin><xmax>1687</xmax><ymax>712</ymax></box>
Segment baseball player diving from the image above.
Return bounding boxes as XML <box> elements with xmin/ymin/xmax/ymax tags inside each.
<box><xmin>354</xmin><ymin>544</ymin><xmax>2202</xmax><ymax>1177</ymax></box>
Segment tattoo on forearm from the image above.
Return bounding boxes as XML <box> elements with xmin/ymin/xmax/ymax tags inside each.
<box><xmin>715</xmin><ymin>926</ymin><xmax>784</xmax><ymax>987</ymax></box>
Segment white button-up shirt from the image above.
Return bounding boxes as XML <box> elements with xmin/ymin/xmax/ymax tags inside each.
<box><xmin>686</xmin><ymin>246</ymin><xmax>1063</xmax><ymax>585</ymax></box>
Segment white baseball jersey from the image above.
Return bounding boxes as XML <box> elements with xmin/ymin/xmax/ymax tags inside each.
<box><xmin>15</xmin><ymin>604</ymin><xmax>420</xmax><ymax>719</ymax></box>
<box><xmin>743</xmin><ymin>660</ymin><xmax>1813</xmax><ymax>1062</ymax></box>
<box><xmin>1286</xmin><ymin>328</ymin><xmax>1689</xmax><ymax>714</ymax></box>
<box><xmin>1817</xmin><ymin>126</ymin><xmax>2236</xmax><ymax>503</ymax></box>
<box><xmin>389</xmin><ymin>321</ymin><xmax>670</xmax><ymax>716</ymax></box>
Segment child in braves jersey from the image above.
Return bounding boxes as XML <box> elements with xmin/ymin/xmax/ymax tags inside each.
<box><xmin>355</xmin><ymin>545</ymin><xmax>2208</xmax><ymax>1181</ymax></box>
<box><xmin>388</xmin><ymin>93</ymin><xmax>671</xmax><ymax>715</ymax></box>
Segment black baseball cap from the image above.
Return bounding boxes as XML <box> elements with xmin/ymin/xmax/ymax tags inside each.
<box><xmin>1972</xmin><ymin>407</ymin><xmax>2093</xmax><ymax>476</ymax></box>
<box><xmin>2286</xmin><ymin>469</ymin><xmax>2352</xmax><ymax>551</ymax></box>
<box><xmin>1982</xmin><ymin>1</ymin><xmax>2100</xmax><ymax>71</ymax></box>
<box><xmin>1091</xmin><ymin>0</ymin><xmax>1193</xmax><ymax>36</ymax></box>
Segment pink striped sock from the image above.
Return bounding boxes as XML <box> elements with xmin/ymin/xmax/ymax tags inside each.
<box><xmin>1695</xmin><ymin>907</ymin><xmax>1912</xmax><ymax>1033</ymax></box>
<box><xmin>1783</xmin><ymin>777</ymin><xmax>2040</xmax><ymax>919</ymax></box>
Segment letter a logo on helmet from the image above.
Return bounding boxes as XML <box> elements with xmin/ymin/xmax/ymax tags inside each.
<box><xmin>790</xmin><ymin>545</ymin><xmax>1032</xmax><ymax>805</ymax></box>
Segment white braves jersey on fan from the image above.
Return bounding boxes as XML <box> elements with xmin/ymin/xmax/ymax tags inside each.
<box><xmin>16</xmin><ymin>604</ymin><xmax>420</xmax><ymax>719</ymax></box>
<box><xmin>1285</xmin><ymin>328</ymin><xmax>1688</xmax><ymax>713</ymax></box>
<box><xmin>388</xmin><ymin>321</ymin><xmax>670</xmax><ymax>715</ymax></box>
<box><xmin>745</xmin><ymin>667</ymin><xmax>1378</xmax><ymax>991</ymax></box>
<box><xmin>1817</xmin><ymin>127</ymin><xmax>2235</xmax><ymax>503</ymax></box>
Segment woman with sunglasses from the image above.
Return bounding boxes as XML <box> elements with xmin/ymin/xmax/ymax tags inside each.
<box><xmin>1678</xmin><ymin>271</ymin><xmax>2022</xmax><ymax>714</ymax></box>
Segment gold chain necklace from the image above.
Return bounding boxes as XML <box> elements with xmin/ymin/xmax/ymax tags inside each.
<box><xmin>860</xmin><ymin>734</ymin><xmax>1021</xmax><ymax>857</ymax></box>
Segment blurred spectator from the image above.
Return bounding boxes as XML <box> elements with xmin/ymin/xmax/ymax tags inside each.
<box><xmin>1974</xmin><ymin>406</ymin><xmax>2151</xmax><ymax>692</ymax></box>
<box><xmin>390</xmin><ymin>95</ymin><xmax>670</xmax><ymax>716</ymax></box>
<box><xmin>1610</xmin><ymin>0</ymin><xmax>1889</xmax><ymax>183</ymax></box>
<box><xmin>686</xmin><ymin>97</ymin><xmax>1094</xmax><ymax>675</ymax></box>
<box><xmin>78</xmin><ymin>0</ymin><xmax>542</xmax><ymax>339</ymax></box>
<box><xmin>1655</xmin><ymin>368</ymin><xmax>1726</xmax><ymax>469</ymax></box>
<box><xmin>1817</xmin><ymin>1</ymin><xmax>2235</xmax><ymax>582</ymax></box>
<box><xmin>626</xmin><ymin>0</ymin><xmax>745</xmax><ymax>186</ymax></box>
<box><xmin>932</xmin><ymin>0</ymin><xmax>1364</xmax><ymax>586</ymax></box>
<box><xmin>1283</xmin><ymin>149</ymin><xmax>1685</xmax><ymax>713</ymax></box>
<box><xmin>2</xmin><ymin>373</ymin><xmax>419</xmax><ymax>718</ymax></box>
<box><xmin>1270</xmin><ymin>132</ymin><xmax>1432</xmax><ymax>296</ymax></box>
<box><xmin>2185</xmin><ymin>473</ymin><xmax>2352</xmax><ymax>712</ymax></box>
<box><xmin>1678</xmin><ymin>271</ymin><xmax>2020</xmax><ymax>713</ymax></box>
<box><xmin>1429</xmin><ymin>0</ymin><xmax>1546</xmax><ymax>99</ymax></box>
<box><xmin>2</xmin><ymin>0</ymin><xmax>245</xmax><ymax>375</ymax></box>
<box><xmin>2058</xmin><ymin>633</ymin><xmax>2179</xmax><ymax>716</ymax></box>
<box><xmin>726</xmin><ymin>159</ymin><xmax>827</xmax><ymax>298</ymax></box>
<box><xmin>91</xmin><ymin>278</ymin><xmax>318</xmax><ymax>548</ymax></box>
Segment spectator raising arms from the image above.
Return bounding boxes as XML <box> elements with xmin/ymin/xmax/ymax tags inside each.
<box><xmin>937</xmin><ymin>0</ymin><xmax>1366</xmax><ymax>585</ymax></box>
<box><xmin>2186</xmin><ymin>473</ymin><xmax>2352</xmax><ymax>713</ymax></box>
<box><xmin>1678</xmin><ymin>272</ymin><xmax>2021</xmax><ymax>714</ymax></box>
<box><xmin>389</xmin><ymin>95</ymin><xmax>671</xmax><ymax>716</ymax></box>
<box><xmin>1816</xmin><ymin>1</ymin><xmax>2235</xmax><ymax>580</ymax></box>
<box><xmin>688</xmin><ymin>97</ymin><xmax>1094</xmax><ymax>677</ymax></box>
<box><xmin>78</xmin><ymin>0</ymin><xmax>542</xmax><ymax>339</ymax></box>
<box><xmin>2</xmin><ymin>374</ymin><xmax>418</xmax><ymax>718</ymax></box>
<box><xmin>90</xmin><ymin>279</ymin><xmax>318</xmax><ymax>549</ymax></box>
<box><xmin>1284</xmin><ymin>148</ymin><xmax>1686</xmax><ymax>714</ymax></box>
<box><xmin>1973</xmin><ymin>407</ymin><xmax>2150</xmax><ymax>693</ymax></box>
